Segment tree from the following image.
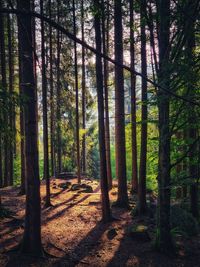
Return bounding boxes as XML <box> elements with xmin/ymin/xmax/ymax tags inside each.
<box><xmin>114</xmin><ymin>0</ymin><xmax>129</xmax><ymax>208</ymax></box>
<box><xmin>18</xmin><ymin>12</ymin><xmax>26</xmax><ymax>195</ymax></box>
<box><xmin>0</xmin><ymin>0</ymin><xmax>8</xmax><ymax>187</ymax></box>
<box><xmin>49</xmin><ymin>0</ymin><xmax>55</xmax><ymax>178</ymax></box>
<box><xmin>56</xmin><ymin>0</ymin><xmax>62</xmax><ymax>175</ymax></box>
<box><xmin>17</xmin><ymin>0</ymin><xmax>43</xmax><ymax>255</ymax></box>
<box><xmin>40</xmin><ymin>0</ymin><xmax>51</xmax><ymax>207</ymax></box>
<box><xmin>102</xmin><ymin>0</ymin><xmax>112</xmax><ymax>190</ymax></box>
<box><xmin>129</xmin><ymin>0</ymin><xmax>138</xmax><ymax>193</ymax></box>
<box><xmin>155</xmin><ymin>0</ymin><xmax>173</xmax><ymax>252</ymax></box>
<box><xmin>7</xmin><ymin>11</ymin><xmax>14</xmax><ymax>186</ymax></box>
<box><xmin>138</xmin><ymin>0</ymin><xmax>147</xmax><ymax>214</ymax></box>
<box><xmin>81</xmin><ymin>0</ymin><xmax>86</xmax><ymax>175</ymax></box>
<box><xmin>72</xmin><ymin>0</ymin><xmax>81</xmax><ymax>183</ymax></box>
<box><xmin>185</xmin><ymin>0</ymin><xmax>199</xmax><ymax>219</ymax></box>
<box><xmin>0</xmin><ymin>0</ymin><xmax>5</xmax><ymax>188</ymax></box>
<box><xmin>94</xmin><ymin>0</ymin><xmax>111</xmax><ymax>222</ymax></box>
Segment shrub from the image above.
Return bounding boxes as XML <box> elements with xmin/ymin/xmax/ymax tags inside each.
<box><xmin>170</xmin><ymin>205</ymin><xmax>199</xmax><ymax>236</ymax></box>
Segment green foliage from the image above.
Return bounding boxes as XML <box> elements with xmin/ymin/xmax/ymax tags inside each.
<box><xmin>13</xmin><ymin>156</ymin><xmax>21</xmax><ymax>186</ymax></box>
<box><xmin>171</xmin><ymin>205</ymin><xmax>199</xmax><ymax>237</ymax></box>
<box><xmin>86</xmin><ymin>123</ymin><xmax>100</xmax><ymax>179</ymax></box>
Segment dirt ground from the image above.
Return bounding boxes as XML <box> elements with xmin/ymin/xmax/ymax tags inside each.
<box><xmin>0</xmin><ymin>178</ymin><xmax>200</xmax><ymax>267</ymax></box>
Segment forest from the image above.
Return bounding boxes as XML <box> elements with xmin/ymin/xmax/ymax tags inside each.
<box><xmin>0</xmin><ymin>0</ymin><xmax>200</xmax><ymax>266</ymax></box>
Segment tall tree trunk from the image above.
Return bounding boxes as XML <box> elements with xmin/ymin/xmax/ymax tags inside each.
<box><xmin>40</xmin><ymin>0</ymin><xmax>51</xmax><ymax>207</ymax></box>
<box><xmin>0</xmin><ymin>139</ymin><xmax>2</xmax><ymax>188</ymax></box>
<box><xmin>139</xmin><ymin>0</ymin><xmax>147</xmax><ymax>214</ymax></box>
<box><xmin>56</xmin><ymin>0</ymin><xmax>62</xmax><ymax>174</ymax></box>
<box><xmin>0</xmin><ymin>0</ymin><xmax>8</xmax><ymax>187</ymax></box>
<box><xmin>0</xmin><ymin>4</ymin><xmax>2</xmax><ymax>188</ymax></box>
<box><xmin>20</xmin><ymin>107</ymin><xmax>26</xmax><ymax>194</ymax></box>
<box><xmin>7</xmin><ymin>12</ymin><xmax>14</xmax><ymax>186</ymax></box>
<box><xmin>18</xmin><ymin>14</ymin><xmax>26</xmax><ymax>195</ymax></box>
<box><xmin>49</xmin><ymin>0</ymin><xmax>55</xmax><ymax>177</ymax></box>
<box><xmin>81</xmin><ymin>0</ymin><xmax>86</xmax><ymax>175</ymax></box>
<box><xmin>114</xmin><ymin>0</ymin><xmax>129</xmax><ymax>208</ymax></box>
<box><xmin>175</xmin><ymin>132</ymin><xmax>182</xmax><ymax>199</ymax></box>
<box><xmin>17</xmin><ymin>0</ymin><xmax>43</xmax><ymax>256</ymax></box>
<box><xmin>94</xmin><ymin>0</ymin><xmax>111</xmax><ymax>222</ymax></box>
<box><xmin>72</xmin><ymin>0</ymin><xmax>81</xmax><ymax>183</ymax></box>
<box><xmin>156</xmin><ymin>0</ymin><xmax>173</xmax><ymax>252</ymax></box>
<box><xmin>130</xmin><ymin>0</ymin><xmax>138</xmax><ymax>193</ymax></box>
<box><xmin>102</xmin><ymin>0</ymin><xmax>112</xmax><ymax>190</ymax></box>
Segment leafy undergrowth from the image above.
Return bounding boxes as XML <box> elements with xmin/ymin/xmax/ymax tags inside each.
<box><xmin>0</xmin><ymin>179</ymin><xmax>200</xmax><ymax>267</ymax></box>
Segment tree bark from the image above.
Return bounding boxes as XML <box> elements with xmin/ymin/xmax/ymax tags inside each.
<box><xmin>139</xmin><ymin>0</ymin><xmax>147</xmax><ymax>214</ymax></box>
<box><xmin>40</xmin><ymin>0</ymin><xmax>51</xmax><ymax>207</ymax></box>
<box><xmin>0</xmin><ymin>0</ymin><xmax>8</xmax><ymax>187</ymax></box>
<box><xmin>156</xmin><ymin>0</ymin><xmax>173</xmax><ymax>252</ymax></box>
<box><xmin>94</xmin><ymin>0</ymin><xmax>111</xmax><ymax>222</ymax></box>
<box><xmin>114</xmin><ymin>0</ymin><xmax>129</xmax><ymax>208</ymax></box>
<box><xmin>81</xmin><ymin>0</ymin><xmax>86</xmax><ymax>175</ymax></box>
<box><xmin>48</xmin><ymin>0</ymin><xmax>55</xmax><ymax>178</ymax></box>
<box><xmin>102</xmin><ymin>0</ymin><xmax>112</xmax><ymax>190</ymax></box>
<box><xmin>72</xmin><ymin>0</ymin><xmax>81</xmax><ymax>183</ymax></box>
<box><xmin>18</xmin><ymin>15</ymin><xmax>26</xmax><ymax>195</ymax></box>
<box><xmin>56</xmin><ymin>0</ymin><xmax>62</xmax><ymax>175</ymax></box>
<box><xmin>17</xmin><ymin>0</ymin><xmax>43</xmax><ymax>256</ymax></box>
<box><xmin>130</xmin><ymin>0</ymin><xmax>138</xmax><ymax>193</ymax></box>
<box><xmin>7</xmin><ymin>12</ymin><xmax>14</xmax><ymax>186</ymax></box>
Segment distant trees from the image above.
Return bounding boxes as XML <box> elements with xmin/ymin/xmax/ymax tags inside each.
<box><xmin>0</xmin><ymin>0</ymin><xmax>199</xmax><ymax>256</ymax></box>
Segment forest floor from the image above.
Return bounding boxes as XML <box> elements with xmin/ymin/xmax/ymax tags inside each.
<box><xmin>0</xmin><ymin>178</ymin><xmax>200</xmax><ymax>267</ymax></box>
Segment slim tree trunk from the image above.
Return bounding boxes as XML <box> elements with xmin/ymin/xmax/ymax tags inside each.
<box><xmin>20</xmin><ymin>107</ymin><xmax>26</xmax><ymax>194</ymax></box>
<box><xmin>94</xmin><ymin>0</ymin><xmax>111</xmax><ymax>222</ymax></box>
<box><xmin>139</xmin><ymin>0</ymin><xmax>147</xmax><ymax>214</ymax></box>
<box><xmin>0</xmin><ymin>140</ymin><xmax>2</xmax><ymax>188</ymax></box>
<box><xmin>17</xmin><ymin>0</ymin><xmax>43</xmax><ymax>256</ymax></box>
<box><xmin>130</xmin><ymin>0</ymin><xmax>138</xmax><ymax>193</ymax></box>
<box><xmin>72</xmin><ymin>0</ymin><xmax>81</xmax><ymax>183</ymax></box>
<box><xmin>0</xmin><ymin>0</ymin><xmax>8</xmax><ymax>187</ymax></box>
<box><xmin>7</xmin><ymin>12</ymin><xmax>14</xmax><ymax>186</ymax></box>
<box><xmin>156</xmin><ymin>0</ymin><xmax>173</xmax><ymax>252</ymax></box>
<box><xmin>18</xmin><ymin>15</ymin><xmax>26</xmax><ymax>195</ymax></box>
<box><xmin>40</xmin><ymin>0</ymin><xmax>51</xmax><ymax>207</ymax></box>
<box><xmin>102</xmin><ymin>0</ymin><xmax>112</xmax><ymax>190</ymax></box>
<box><xmin>175</xmin><ymin>132</ymin><xmax>182</xmax><ymax>199</ymax></box>
<box><xmin>0</xmin><ymin>4</ymin><xmax>2</xmax><ymax>188</ymax></box>
<box><xmin>56</xmin><ymin>1</ymin><xmax>62</xmax><ymax>174</ymax></box>
<box><xmin>81</xmin><ymin>0</ymin><xmax>86</xmax><ymax>175</ymax></box>
<box><xmin>49</xmin><ymin>0</ymin><xmax>55</xmax><ymax>177</ymax></box>
<box><xmin>114</xmin><ymin>0</ymin><xmax>129</xmax><ymax>208</ymax></box>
